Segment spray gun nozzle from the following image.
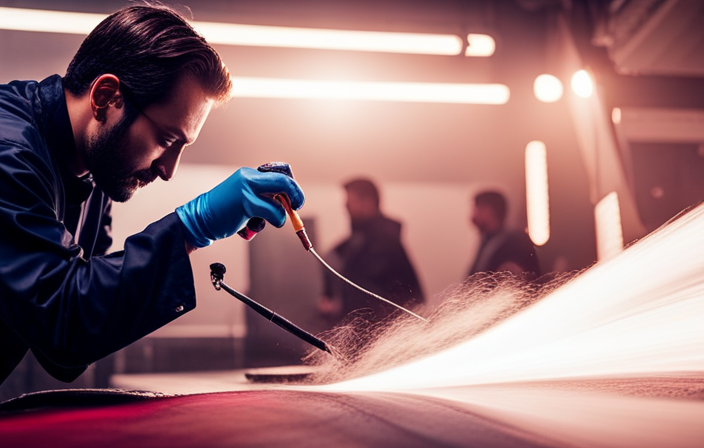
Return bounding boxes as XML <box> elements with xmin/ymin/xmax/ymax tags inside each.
<box><xmin>276</xmin><ymin>194</ymin><xmax>313</xmax><ymax>251</ymax></box>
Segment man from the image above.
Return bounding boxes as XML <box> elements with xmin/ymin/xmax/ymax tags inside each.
<box><xmin>467</xmin><ymin>191</ymin><xmax>541</xmax><ymax>278</ymax></box>
<box><xmin>0</xmin><ymin>4</ymin><xmax>304</xmax><ymax>386</ymax></box>
<box><xmin>319</xmin><ymin>178</ymin><xmax>424</xmax><ymax>324</ymax></box>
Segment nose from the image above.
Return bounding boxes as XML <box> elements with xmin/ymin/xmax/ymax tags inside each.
<box><xmin>153</xmin><ymin>144</ymin><xmax>184</xmax><ymax>181</ymax></box>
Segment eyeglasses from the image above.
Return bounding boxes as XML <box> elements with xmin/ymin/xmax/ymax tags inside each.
<box><xmin>120</xmin><ymin>87</ymin><xmax>185</xmax><ymax>149</ymax></box>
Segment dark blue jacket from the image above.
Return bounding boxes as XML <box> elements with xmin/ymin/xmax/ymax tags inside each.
<box><xmin>0</xmin><ymin>75</ymin><xmax>196</xmax><ymax>384</ymax></box>
<box><xmin>323</xmin><ymin>214</ymin><xmax>424</xmax><ymax>323</ymax></box>
<box><xmin>468</xmin><ymin>229</ymin><xmax>542</xmax><ymax>278</ymax></box>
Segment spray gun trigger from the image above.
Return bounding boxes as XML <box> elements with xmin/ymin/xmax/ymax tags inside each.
<box><xmin>257</xmin><ymin>162</ymin><xmax>295</xmax><ymax>178</ymax></box>
<box><xmin>237</xmin><ymin>162</ymin><xmax>295</xmax><ymax>241</ymax></box>
<box><xmin>237</xmin><ymin>217</ymin><xmax>266</xmax><ymax>241</ymax></box>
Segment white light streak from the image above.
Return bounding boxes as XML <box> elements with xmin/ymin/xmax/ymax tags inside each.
<box><xmin>525</xmin><ymin>141</ymin><xmax>550</xmax><ymax>246</ymax></box>
<box><xmin>533</xmin><ymin>74</ymin><xmax>563</xmax><ymax>103</ymax></box>
<box><xmin>571</xmin><ymin>69</ymin><xmax>594</xmax><ymax>98</ymax></box>
<box><xmin>0</xmin><ymin>6</ymin><xmax>103</xmax><ymax>34</ymax></box>
<box><xmin>464</xmin><ymin>34</ymin><xmax>496</xmax><ymax>57</ymax></box>
<box><xmin>0</xmin><ymin>7</ymin><xmax>469</xmax><ymax>56</ymax></box>
<box><xmin>230</xmin><ymin>77</ymin><xmax>510</xmax><ymax>104</ymax></box>
<box><xmin>324</xmin><ymin>200</ymin><xmax>704</xmax><ymax>391</ymax></box>
<box><xmin>195</xmin><ymin>22</ymin><xmax>463</xmax><ymax>55</ymax></box>
<box><xmin>594</xmin><ymin>192</ymin><xmax>624</xmax><ymax>261</ymax></box>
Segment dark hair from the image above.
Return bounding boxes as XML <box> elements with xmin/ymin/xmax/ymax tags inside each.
<box><xmin>63</xmin><ymin>2</ymin><xmax>232</xmax><ymax>109</ymax></box>
<box><xmin>474</xmin><ymin>191</ymin><xmax>507</xmax><ymax>222</ymax></box>
<box><xmin>344</xmin><ymin>178</ymin><xmax>380</xmax><ymax>208</ymax></box>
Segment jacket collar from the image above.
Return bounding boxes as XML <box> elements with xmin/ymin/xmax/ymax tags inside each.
<box><xmin>37</xmin><ymin>75</ymin><xmax>93</xmax><ymax>205</ymax></box>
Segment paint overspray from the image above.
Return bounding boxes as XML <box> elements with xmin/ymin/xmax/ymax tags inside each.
<box><xmin>293</xmin><ymin>203</ymin><xmax>704</xmax><ymax>447</ymax></box>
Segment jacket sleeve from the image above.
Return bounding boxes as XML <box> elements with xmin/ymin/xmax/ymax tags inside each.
<box><xmin>0</xmin><ymin>141</ymin><xmax>196</xmax><ymax>373</ymax></box>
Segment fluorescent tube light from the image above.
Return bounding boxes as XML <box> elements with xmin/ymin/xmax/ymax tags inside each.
<box><xmin>525</xmin><ymin>140</ymin><xmax>550</xmax><ymax>246</ymax></box>
<box><xmin>230</xmin><ymin>77</ymin><xmax>510</xmax><ymax>104</ymax></box>
<box><xmin>195</xmin><ymin>22</ymin><xmax>463</xmax><ymax>55</ymax></box>
<box><xmin>0</xmin><ymin>6</ymin><xmax>103</xmax><ymax>34</ymax></box>
<box><xmin>0</xmin><ymin>6</ymin><xmax>468</xmax><ymax>56</ymax></box>
<box><xmin>465</xmin><ymin>34</ymin><xmax>495</xmax><ymax>57</ymax></box>
<box><xmin>594</xmin><ymin>192</ymin><xmax>624</xmax><ymax>261</ymax></box>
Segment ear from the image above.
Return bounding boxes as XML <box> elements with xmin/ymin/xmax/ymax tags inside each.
<box><xmin>90</xmin><ymin>74</ymin><xmax>124</xmax><ymax>124</ymax></box>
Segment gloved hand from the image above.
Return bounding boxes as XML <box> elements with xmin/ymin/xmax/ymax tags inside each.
<box><xmin>176</xmin><ymin>165</ymin><xmax>305</xmax><ymax>248</ymax></box>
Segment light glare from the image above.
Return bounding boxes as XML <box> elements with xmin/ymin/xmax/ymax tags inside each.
<box><xmin>571</xmin><ymin>69</ymin><xmax>594</xmax><ymax>98</ymax></box>
<box><xmin>0</xmin><ymin>6</ymin><xmax>102</xmax><ymax>34</ymax></box>
<box><xmin>525</xmin><ymin>141</ymin><xmax>550</xmax><ymax>246</ymax></box>
<box><xmin>0</xmin><ymin>6</ymin><xmax>467</xmax><ymax>56</ymax></box>
<box><xmin>533</xmin><ymin>74</ymin><xmax>563</xmax><ymax>103</ymax></box>
<box><xmin>196</xmin><ymin>22</ymin><xmax>463</xmax><ymax>55</ymax></box>
<box><xmin>230</xmin><ymin>77</ymin><xmax>510</xmax><ymax>104</ymax></box>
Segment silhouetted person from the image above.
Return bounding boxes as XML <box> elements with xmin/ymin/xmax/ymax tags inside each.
<box><xmin>319</xmin><ymin>178</ymin><xmax>424</xmax><ymax>324</ymax></box>
<box><xmin>468</xmin><ymin>191</ymin><xmax>541</xmax><ymax>278</ymax></box>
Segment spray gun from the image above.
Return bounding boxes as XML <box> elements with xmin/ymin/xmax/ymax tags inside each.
<box><xmin>246</xmin><ymin>162</ymin><xmax>426</xmax><ymax>322</ymax></box>
<box><xmin>235</xmin><ymin>163</ymin><xmax>297</xmax><ymax>242</ymax></box>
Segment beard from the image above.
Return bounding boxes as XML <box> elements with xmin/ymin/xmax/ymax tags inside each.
<box><xmin>83</xmin><ymin>111</ymin><xmax>157</xmax><ymax>203</ymax></box>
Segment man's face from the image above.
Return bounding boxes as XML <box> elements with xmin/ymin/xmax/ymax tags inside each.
<box><xmin>84</xmin><ymin>109</ymin><xmax>144</xmax><ymax>202</ymax></box>
<box><xmin>471</xmin><ymin>203</ymin><xmax>500</xmax><ymax>235</ymax></box>
<box><xmin>345</xmin><ymin>190</ymin><xmax>376</xmax><ymax>223</ymax></box>
<box><xmin>84</xmin><ymin>75</ymin><xmax>214</xmax><ymax>202</ymax></box>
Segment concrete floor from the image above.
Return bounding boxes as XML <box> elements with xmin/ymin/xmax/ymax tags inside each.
<box><xmin>1</xmin><ymin>369</ymin><xmax>703</xmax><ymax>447</ymax></box>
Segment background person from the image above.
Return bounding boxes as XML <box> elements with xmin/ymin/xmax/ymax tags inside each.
<box><xmin>467</xmin><ymin>191</ymin><xmax>541</xmax><ymax>278</ymax></box>
<box><xmin>318</xmin><ymin>178</ymin><xmax>424</xmax><ymax>325</ymax></box>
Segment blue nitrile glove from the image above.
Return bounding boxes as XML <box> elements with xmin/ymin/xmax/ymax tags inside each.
<box><xmin>176</xmin><ymin>166</ymin><xmax>305</xmax><ymax>248</ymax></box>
